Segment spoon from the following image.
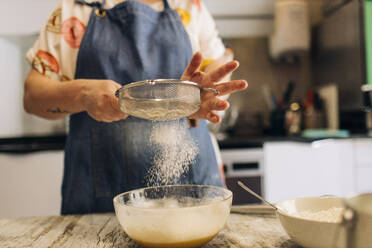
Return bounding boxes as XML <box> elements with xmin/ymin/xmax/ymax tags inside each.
<box><xmin>237</xmin><ymin>181</ymin><xmax>278</xmax><ymax>211</ymax></box>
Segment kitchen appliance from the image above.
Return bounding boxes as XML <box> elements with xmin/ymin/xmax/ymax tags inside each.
<box><xmin>113</xmin><ymin>184</ymin><xmax>232</xmax><ymax>248</ymax></box>
<box><xmin>238</xmin><ymin>181</ymin><xmax>278</xmax><ymax>210</ymax></box>
<box><xmin>220</xmin><ymin>147</ymin><xmax>264</xmax><ymax>205</ymax></box>
<box><xmin>115</xmin><ymin>79</ymin><xmax>218</xmax><ymax>121</ymax></box>
<box><xmin>312</xmin><ymin>0</ymin><xmax>372</xmax><ymax>134</ymax></box>
<box><xmin>269</xmin><ymin>0</ymin><xmax>311</xmax><ymax>61</ymax></box>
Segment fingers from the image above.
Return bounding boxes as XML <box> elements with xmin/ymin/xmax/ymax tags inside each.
<box><xmin>188</xmin><ymin>99</ymin><xmax>229</xmax><ymax>123</ymax></box>
<box><xmin>188</xmin><ymin>71</ymin><xmax>204</xmax><ymax>86</ymax></box>
<box><xmin>189</xmin><ymin>110</ymin><xmax>221</xmax><ymax>123</ymax></box>
<box><xmin>102</xmin><ymin>82</ymin><xmax>127</xmax><ymax>122</ymax></box>
<box><xmin>215</xmin><ymin>80</ymin><xmax>248</xmax><ymax>96</ymax></box>
<box><xmin>92</xmin><ymin>112</ymin><xmax>127</xmax><ymax>122</ymax></box>
<box><xmin>207</xmin><ymin>111</ymin><xmax>221</xmax><ymax>123</ymax></box>
<box><xmin>89</xmin><ymin>110</ymin><xmax>126</xmax><ymax>122</ymax></box>
<box><xmin>89</xmin><ymin>94</ymin><xmax>127</xmax><ymax>122</ymax></box>
<box><xmin>110</xmin><ymin>95</ymin><xmax>127</xmax><ymax>117</ymax></box>
<box><xmin>82</xmin><ymin>79</ymin><xmax>128</xmax><ymax>122</ymax></box>
<box><xmin>182</xmin><ymin>52</ymin><xmax>203</xmax><ymax>79</ymax></box>
<box><xmin>207</xmin><ymin>98</ymin><xmax>229</xmax><ymax>111</ymax></box>
<box><xmin>209</xmin><ymin>61</ymin><xmax>239</xmax><ymax>83</ymax></box>
<box><xmin>103</xmin><ymin>96</ymin><xmax>127</xmax><ymax>122</ymax></box>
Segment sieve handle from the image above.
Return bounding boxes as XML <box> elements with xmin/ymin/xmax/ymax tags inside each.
<box><xmin>202</xmin><ymin>87</ymin><xmax>220</xmax><ymax>95</ymax></box>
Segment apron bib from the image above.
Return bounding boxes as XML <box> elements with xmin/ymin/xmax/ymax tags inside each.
<box><xmin>62</xmin><ymin>0</ymin><xmax>223</xmax><ymax>214</ymax></box>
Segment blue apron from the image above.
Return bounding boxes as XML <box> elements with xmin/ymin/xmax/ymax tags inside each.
<box><xmin>62</xmin><ymin>0</ymin><xmax>223</xmax><ymax>215</ymax></box>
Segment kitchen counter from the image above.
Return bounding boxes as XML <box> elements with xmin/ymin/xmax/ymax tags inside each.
<box><xmin>0</xmin><ymin>205</ymin><xmax>300</xmax><ymax>248</ymax></box>
<box><xmin>1</xmin><ymin>134</ymin><xmax>370</xmax><ymax>153</ymax></box>
<box><xmin>217</xmin><ymin>134</ymin><xmax>372</xmax><ymax>149</ymax></box>
<box><xmin>0</xmin><ymin>135</ymin><xmax>66</xmax><ymax>153</ymax></box>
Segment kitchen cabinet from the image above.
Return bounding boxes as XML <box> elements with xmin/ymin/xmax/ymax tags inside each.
<box><xmin>353</xmin><ymin>139</ymin><xmax>372</xmax><ymax>193</ymax></box>
<box><xmin>204</xmin><ymin>0</ymin><xmax>274</xmax><ymax>16</ymax></box>
<box><xmin>203</xmin><ymin>0</ymin><xmax>324</xmax><ymax>38</ymax></box>
<box><xmin>203</xmin><ymin>0</ymin><xmax>333</xmax><ymax>38</ymax></box>
<box><xmin>263</xmin><ymin>138</ymin><xmax>372</xmax><ymax>203</ymax></box>
<box><xmin>2</xmin><ymin>138</ymin><xmax>370</xmax><ymax>218</ymax></box>
<box><xmin>204</xmin><ymin>0</ymin><xmax>274</xmax><ymax>38</ymax></box>
<box><xmin>0</xmin><ymin>151</ymin><xmax>63</xmax><ymax>218</ymax></box>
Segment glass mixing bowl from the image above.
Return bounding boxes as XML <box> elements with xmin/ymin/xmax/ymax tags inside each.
<box><xmin>113</xmin><ymin>185</ymin><xmax>232</xmax><ymax>248</ymax></box>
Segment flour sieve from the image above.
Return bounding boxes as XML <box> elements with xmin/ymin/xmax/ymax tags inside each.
<box><xmin>115</xmin><ymin>79</ymin><xmax>219</xmax><ymax>121</ymax></box>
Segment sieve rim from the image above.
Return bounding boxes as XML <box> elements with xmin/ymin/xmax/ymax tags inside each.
<box><xmin>115</xmin><ymin>79</ymin><xmax>200</xmax><ymax>99</ymax></box>
<box><xmin>113</xmin><ymin>184</ymin><xmax>233</xmax><ymax>210</ymax></box>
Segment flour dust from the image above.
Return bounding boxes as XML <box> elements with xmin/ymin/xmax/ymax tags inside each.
<box><xmin>146</xmin><ymin>120</ymin><xmax>198</xmax><ymax>186</ymax></box>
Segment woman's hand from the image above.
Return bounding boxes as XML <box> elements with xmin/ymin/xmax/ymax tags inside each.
<box><xmin>24</xmin><ymin>69</ymin><xmax>127</xmax><ymax>122</ymax></box>
<box><xmin>181</xmin><ymin>52</ymin><xmax>247</xmax><ymax>123</ymax></box>
<box><xmin>79</xmin><ymin>80</ymin><xmax>128</xmax><ymax>122</ymax></box>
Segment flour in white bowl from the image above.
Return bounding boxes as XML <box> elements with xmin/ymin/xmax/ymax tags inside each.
<box><xmin>293</xmin><ymin>207</ymin><xmax>344</xmax><ymax>223</ymax></box>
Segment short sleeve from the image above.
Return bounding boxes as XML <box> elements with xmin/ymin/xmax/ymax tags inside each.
<box><xmin>26</xmin><ymin>1</ymin><xmax>64</xmax><ymax>81</ymax></box>
<box><xmin>197</xmin><ymin>1</ymin><xmax>225</xmax><ymax>60</ymax></box>
<box><xmin>26</xmin><ymin>0</ymin><xmax>91</xmax><ymax>82</ymax></box>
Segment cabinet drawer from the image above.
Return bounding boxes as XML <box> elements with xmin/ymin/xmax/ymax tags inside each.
<box><xmin>356</xmin><ymin>167</ymin><xmax>372</xmax><ymax>193</ymax></box>
<box><xmin>353</xmin><ymin>139</ymin><xmax>372</xmax><ymax>166</ymax></box>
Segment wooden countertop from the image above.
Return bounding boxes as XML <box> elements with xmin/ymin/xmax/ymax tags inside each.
<box><xmin>0</xmin><ymin>205</ymin><xmax>301</xmax><ymax>248</ymax></box>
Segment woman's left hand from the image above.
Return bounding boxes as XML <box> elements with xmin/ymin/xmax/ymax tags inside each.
<box><xmin>181</xmin><ymin>52</ymin><xmax>248</xmax><ymax>123</ymax></box>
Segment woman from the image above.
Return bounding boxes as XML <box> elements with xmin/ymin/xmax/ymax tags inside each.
<box><xmin>24</xmin><ymin>0</ymin><xmax>247</xmax><ymax>214</ymax></box>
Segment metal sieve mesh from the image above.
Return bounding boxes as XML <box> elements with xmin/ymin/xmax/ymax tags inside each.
<box><xmin>116</xmin><ymin>79</ymin><xmax>205</xmax><ymax>121</ymax></box>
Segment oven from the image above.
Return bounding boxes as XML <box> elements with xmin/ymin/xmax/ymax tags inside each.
<box><xmin>221</xmin><ymin>147</ymin><xmax>264</xmax><ymax>205</ymax></box>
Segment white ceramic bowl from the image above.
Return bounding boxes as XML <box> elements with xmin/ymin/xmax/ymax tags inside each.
<box><xmin>276</xmin><ymin>197</ymin><xmax>346</xmax><ymax>248</ymax></box>
<box><xmin>113</xmin><ymin>185</ymin><xmax>232</xmax><ymax>248</ymax></box>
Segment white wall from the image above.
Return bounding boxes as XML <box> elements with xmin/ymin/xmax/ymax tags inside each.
<box><xmin>0</xmin><ymin>151</ymin><xmax>64</xmax><ymax>218</ymax></box>
<box><xmin>0</xmin><ymin>0</ymin><xmax>59</xmax><ymax>35</ymax></box>
<box><xmin>0</xmin><ymin>35</ymin><xmax>67</xmax><ymax>138</ymax></box>
<box><xmin>0</xmin><ymin>0</ymin><xmax>66</xmax><ymax>138</ymax></box>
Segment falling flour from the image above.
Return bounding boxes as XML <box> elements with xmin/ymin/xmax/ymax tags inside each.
<box><xmin>146</xmin><ymin>120</ymin><xmax>198</xmax><ymax>186</ymax></box>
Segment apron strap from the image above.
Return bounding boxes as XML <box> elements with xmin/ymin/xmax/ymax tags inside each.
<box><xmin>163</xmin><ymin>0</ymin><xmax>170</xmax><ymax>9</ymax></box>
<box><xmin>76</xmin><ymin>0</ymin><xmax>169</xmax><ymax>11</ymax></box>
<box><xmin>76</xmin><ymin>0</ymin><xmax>106</xmax><ymax>13</ymax></box>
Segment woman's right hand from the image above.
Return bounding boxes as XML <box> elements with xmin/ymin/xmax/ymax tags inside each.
<box><xmin>79</xmin><ymin>80</ymin><xmax>128</xmax><ymax>122</ymax></box>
